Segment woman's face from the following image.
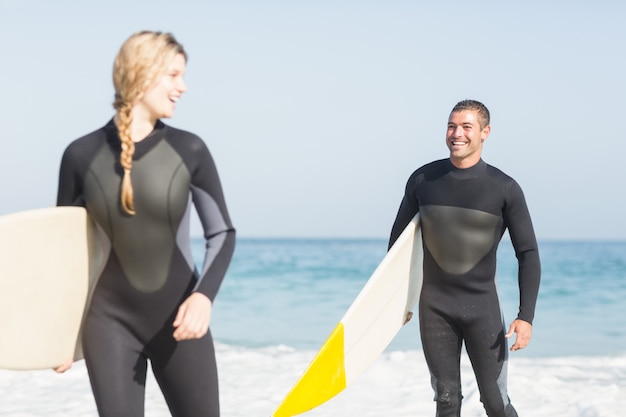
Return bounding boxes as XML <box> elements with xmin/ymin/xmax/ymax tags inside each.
<box><xmin>136</xmin><ymin>53</ymin><xmax>187</xmax><ymax>121</ymax></box>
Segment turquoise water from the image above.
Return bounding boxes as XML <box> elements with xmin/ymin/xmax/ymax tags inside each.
<box><xmin>197</xmin><ymin>238</ymin><xmax>626</xmax><ymax>358</ymax></box>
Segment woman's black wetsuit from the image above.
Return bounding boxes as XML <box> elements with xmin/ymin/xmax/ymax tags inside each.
<box><xmin>57</xmin><ymin>120</ymin><xmax>235</xmax><ymax>417</ymax></box>
<box><xmin>389</xmin><ymin>159</ymin><xmax>540</xmax><ymax>417</ymax></box>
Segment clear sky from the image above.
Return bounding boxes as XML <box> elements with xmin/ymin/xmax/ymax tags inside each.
<box><xmin>1</xmin><ymin>0</ymin><xmax>624</xmax><ymax>240</ymax></box>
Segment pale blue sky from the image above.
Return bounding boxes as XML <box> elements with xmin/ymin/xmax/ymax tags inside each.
<box><xmin>1</xmin><ymin>0</ymin><xmax>624</xmax><ymax>239</ymax></box>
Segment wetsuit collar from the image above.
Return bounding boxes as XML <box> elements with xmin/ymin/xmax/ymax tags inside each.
<box><xmin>447</xmin><ymin>158</ymin><xmax>487</xmax><ymax>180</ymax></box>
<box><xmin>104</xmin><ymin>118</ymin><xmax>167</xmax><ymax>159</ymax></box>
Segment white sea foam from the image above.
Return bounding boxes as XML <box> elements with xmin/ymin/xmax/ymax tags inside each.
<box><xmin>1</xmin><ymin>343</ymin><xmax>625</xmax><ymax>417</ymax></box>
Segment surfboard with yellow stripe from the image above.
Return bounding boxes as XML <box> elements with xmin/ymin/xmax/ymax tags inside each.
<box><xmin>272</xmin><ymin>214</ymin><xmax>423</xmax><ymax>417</ymax></box>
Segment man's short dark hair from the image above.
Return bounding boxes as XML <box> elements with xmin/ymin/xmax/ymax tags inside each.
<box><xmin>451</xmin><ymin>100</ymin><xmax>490</xmax><ymax>129</ymax></box>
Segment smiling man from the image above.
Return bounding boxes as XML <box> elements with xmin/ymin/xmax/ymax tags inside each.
<box><xmin>388</xmin><ymin>100</ymin><xmax>541</xmax><ymax>417</ymax></box>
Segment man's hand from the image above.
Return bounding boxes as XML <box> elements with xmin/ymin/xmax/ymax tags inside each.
<box><xmin>403</xmin><ymin>311</ymin><xmax>413</xmax><ymax>325</ymax></box>
<box><xmin>172</xmin><ymin>292</ymin><xmax>213</xmax><ymax>341</ymax></box>
<box><xmin>505</xmin><ymin>319</ymin><xmax>532</xmax><ymax>351</ymax></box>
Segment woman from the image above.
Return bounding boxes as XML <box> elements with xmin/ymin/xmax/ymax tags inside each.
<box><xmin>56</xmin><ymin>31</ymin><xmax>235</xmax><ymax>417</ymax></box>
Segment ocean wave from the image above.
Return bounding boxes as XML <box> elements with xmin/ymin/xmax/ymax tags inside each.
<box><xmin>3</xmin><ymin>343</ymin><xmax>623</xmax><ymax>416</ymax></box>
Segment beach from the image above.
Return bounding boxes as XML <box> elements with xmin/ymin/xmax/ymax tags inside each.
<box><xmin>2</xmin><ymin>238</ymin><xmax>625</xmax><ymax>416</ymax></box>
<box><xmin>2</xmin><ymin>346</ymin><xmax>626</xmax><ymax>416</ymax></box>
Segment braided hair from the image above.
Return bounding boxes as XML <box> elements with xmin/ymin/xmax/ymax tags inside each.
<box><xmin>112</xmin><ymin>31</ymin><xmax>187</xmax><ymax>215</ymax></box>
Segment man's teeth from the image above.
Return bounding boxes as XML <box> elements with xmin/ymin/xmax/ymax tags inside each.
<box><xmin>453</xmin><ymin>141</ymin><xmax>466</xmax><ymax>145</ymax></box>
<box><xmin>170</xmin><ymin>96</ymin><xmax>179</xmax><ymax>102</ymax></box>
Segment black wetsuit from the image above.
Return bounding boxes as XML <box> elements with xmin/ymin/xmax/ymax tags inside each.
<box><xmin>57</xmin><ymin>120</ymin><xmax>235</xmax><ymax>417</ymax></box>
<box><xmin>389</xmin><ymin>159</ymin><xmax>540</xmax><ymax>417</ymax></box>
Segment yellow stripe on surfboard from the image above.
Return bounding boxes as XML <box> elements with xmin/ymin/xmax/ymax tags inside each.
<box><xmin>272</xmin><ymin>323</ymin><xmax>347</xmax><ymax>417</ymax></box>
<box><xmin>271</xmin><ymin>214</ymin><xmax>423</xmax><ymax>417</ymax></box>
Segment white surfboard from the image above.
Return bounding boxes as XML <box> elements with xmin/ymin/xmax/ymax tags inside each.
<box><xmin>272</xmin><ymin>214</ymin><xmax>423</xmax><ymax>417</ymax></box>
<box><xmin>0</xmin><ymin>207</ymin><xmax>105</xmax><ymax>370</ymax></box>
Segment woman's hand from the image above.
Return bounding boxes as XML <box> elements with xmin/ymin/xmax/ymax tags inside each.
<box><xmin>172</xmin><ymin>292</ymin><xmax>213</xmax><ymax>341</ymax></box>
<box><xmin>53</xmin><ymin>358</ymin><xmax>73</xmax><ymax>373</ymax></box>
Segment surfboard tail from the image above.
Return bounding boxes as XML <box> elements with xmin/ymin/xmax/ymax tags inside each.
<box><xmin>271</xmin><ymin>214</ymin><xmax>423</xmax><ymax>416</ymax></box>
<box><xmin>271</xmin><ymin>323</ymin><xmax>348</xmax><ymax>417</ymax></box>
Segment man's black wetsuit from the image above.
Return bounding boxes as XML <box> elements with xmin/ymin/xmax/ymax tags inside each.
<box><xmin>389</xmin><ymin>159</ymin><xmax>540</xmax><ymax>417</ymax></box>
<box><xmin>57</xmin><ymin>120</ymin><xmax>235</xmax><ymax>417</ymax></box>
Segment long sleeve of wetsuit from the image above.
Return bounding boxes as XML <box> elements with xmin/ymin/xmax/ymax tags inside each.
<box><xmin>503</xmin><ymin>180</ymin><xmax>541</xmax><ymax>324</ymax></box>
<box><xmin>56</xmin><ymin>131</ymin><xmax>104</xmax><ymax>207</ymax></box>
<box><xmin>57</xmin><ymin>151</ymin><xmax>80</xmax><ymax>206</ymax></box>
<box><xmin>388</xmin><ymin>172</ymin><xmax>420</xmax><ymax>250</ymax></box>
<box><xmin>179</xmin><ymin>134</ymin><xmax>236</xmax><ymax>302</ymax></box>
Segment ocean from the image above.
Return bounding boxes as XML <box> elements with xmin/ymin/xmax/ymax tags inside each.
<box><xmin>208</xmin><ymin>238</ymin><xmax>626</xmax><ymax>357</ymax></box>
<box><xmin>1</xmin><ymin>238</ymin><xmax>625</xmax><ymax>416</ymax></box>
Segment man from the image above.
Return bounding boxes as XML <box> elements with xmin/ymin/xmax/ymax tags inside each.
<box><xmin>389</xmin><ymin>100</ymin><xmax>540</xmax><ymax>416</ymax></box>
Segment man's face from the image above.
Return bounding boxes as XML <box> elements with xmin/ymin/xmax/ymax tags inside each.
<box><xmin>446</xmin><ymin>110</ymin><xmax>490</xmax><ymax>168</ymax></box>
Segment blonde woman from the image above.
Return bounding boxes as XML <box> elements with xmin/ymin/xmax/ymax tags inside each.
<box><xmin>56</xmin><ymin>31</ymin><xmax>235</xmax><ymax>417</ymax></box>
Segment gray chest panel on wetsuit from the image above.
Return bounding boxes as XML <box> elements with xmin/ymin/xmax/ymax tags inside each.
<box><xmin>84</xmin><ymin>139</ymin><xmax>191</xmax><ymax>292</ymax></box>
<box><xmin>420</xmin><ymin>204</ymin><xmax>500</xmax><ymax>275</ymax></box>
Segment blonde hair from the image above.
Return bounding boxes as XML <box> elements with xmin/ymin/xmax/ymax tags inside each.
<box><xmin>112</xmin><ymin>31</ymin><xmax>187</xmax><ymax>215</ymax></box>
